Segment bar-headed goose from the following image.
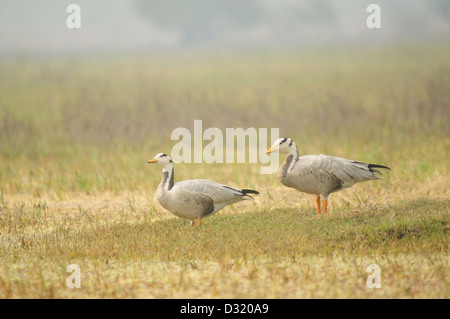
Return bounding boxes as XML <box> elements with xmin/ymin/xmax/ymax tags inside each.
<box><xmin>148</xmin><ymin>153</ymin><xmax>259</xmax><ymax>226</ymax></box>
<box><xmin>266</xmin><ymin>138</ymin><xmax>390</xmax><ymax>214</ymax></box>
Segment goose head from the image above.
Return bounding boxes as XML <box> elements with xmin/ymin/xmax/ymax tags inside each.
<box><xmin>148</xmin><ymin>153</ymin><xmax>174</xmax><ymax>172</ymax></box>
<box><xmin>266</xmin><ymin>138</ymin><xmax>296</xmax><ymax>155</ymax></box>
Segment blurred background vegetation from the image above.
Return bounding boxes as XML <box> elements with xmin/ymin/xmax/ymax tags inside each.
<box><xmin>0</xmin><ymin>1</ymin><xmax>449</xmax><ymax>195</ymax></box>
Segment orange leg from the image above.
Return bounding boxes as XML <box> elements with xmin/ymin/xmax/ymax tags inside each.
<box><xmin>323</xmin><ymin>200</ymin><xmax>328</xmax><ymax>214</ymax></box>
<box><xmin>197</xmin><ymin>218</ymin><xmax>202</xmax><ymax>227</ymax></box>
<box><xmin>190</xmin><ymin>220</ymin><xmax>195</xmax><ymax>227</ymax></box>
<box><xmin>315</xmin><ymin>196</ymin><xmax>321</xmax><ymax>215</ymax></box>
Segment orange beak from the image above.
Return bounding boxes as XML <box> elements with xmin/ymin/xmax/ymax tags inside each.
<box><xmin>148</xmin><ymin>158</ymin><xmax>158</xmax><ymax>163</ymax></box>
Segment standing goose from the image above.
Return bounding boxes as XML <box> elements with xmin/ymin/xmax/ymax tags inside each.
<box><xmin>266</xmin><ymin>138</ymin><xmax>390</xmax><ymax>215</ymax></box>
<box><xmin>148</xmin><ymin>153</ymin><xmax>259</xmax><ymax>226</ymax></box>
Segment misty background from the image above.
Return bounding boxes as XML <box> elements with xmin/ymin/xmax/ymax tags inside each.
<box><xmin>0</xmin><ymin>0</ymin><xmax>449</xmax><ymax>54</ymax></box>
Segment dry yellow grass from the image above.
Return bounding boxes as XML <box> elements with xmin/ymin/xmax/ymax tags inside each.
<box><xmin>1</xmin><ymin>177</ymin><xmax>448</xmax><ymax>298</ymax></box>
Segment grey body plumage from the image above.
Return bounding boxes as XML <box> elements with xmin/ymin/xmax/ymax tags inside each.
<box><xmin>267</xmin><ymin>138</ymin><xmax>390</xmax><ymax>214</ymax></box>
<box><xmin>149</xmin><ymin>153</ymin><xmax>259</xmax><ymax>225</ymax></box>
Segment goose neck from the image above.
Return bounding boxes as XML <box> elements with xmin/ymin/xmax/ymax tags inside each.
<box><xmin>159</xmin><ymin>167</ymin><xmax>174</xmax><ymax>192</ymax></box>
<box><xmin>280</xmin><ymin>154</ymin><xmax>297</xmax><ymax>178</ymax></box>
<box><xmin>289</xmin><ymin>143</ymin><xmax>299</xmax><ymax>160</ymax></box>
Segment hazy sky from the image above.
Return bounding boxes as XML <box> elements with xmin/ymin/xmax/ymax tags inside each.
<box><xmin>0</xmin><ymin>0</ymin><xmax>449</xmax><ymax>54</ymax></box>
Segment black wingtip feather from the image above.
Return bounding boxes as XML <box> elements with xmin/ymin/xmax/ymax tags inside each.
<box><xmin>368</xmin><ymin>163</ymin><xmax>391</xmax><ymax>175</ymax></box>
<box><xmin>368</xmin><ymin>164</ymin><xmax>391</xmax><ymax>170</ymax></box>
<box><xmin>241</xmin><ymin>189</ymin><xmax>259</xmax><ymax>199</ymax></box>
<box><xmin>242</xmin><ymin>189</ymin><xmax>260</xmax><ymax>195</ymax></box>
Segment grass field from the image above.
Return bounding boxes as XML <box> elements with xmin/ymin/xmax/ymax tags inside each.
<box><xmin>0</xmin><ymin>44</ymin><xmax>449</xmax><ymax>298</ymax></box>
